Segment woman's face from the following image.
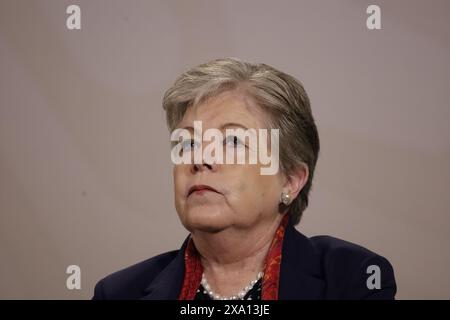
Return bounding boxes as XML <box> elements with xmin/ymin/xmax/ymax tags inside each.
<box><xmin>173</xmin><ymin>90</ymin><xmax>285</xmax><ymax>233</ymax></box>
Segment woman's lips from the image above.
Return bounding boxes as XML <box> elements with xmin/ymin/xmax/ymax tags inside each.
<box><xmin>188</xmin><ymin>184</ymin><xmax>219</xmax><ymax>197</ymax></box>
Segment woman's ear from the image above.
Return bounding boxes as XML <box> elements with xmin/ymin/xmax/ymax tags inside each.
<box><xmin>282</xmin><ymin>163</ymin><xmax>309</xmax><ymax>201</ymax></box>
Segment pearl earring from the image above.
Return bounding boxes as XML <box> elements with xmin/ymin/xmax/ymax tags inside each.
<box><xmin>280</xmin><ymin>192</ymin><xmax>292</xmax><ymax>205</ymax></box>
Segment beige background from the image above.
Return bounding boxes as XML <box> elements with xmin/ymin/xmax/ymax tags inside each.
<box><xmin>1</xmin><ymin>0</ymin><xmax>449</xmax><ymax>299</ymax></box>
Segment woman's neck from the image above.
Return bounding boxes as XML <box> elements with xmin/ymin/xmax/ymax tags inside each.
<box><xmin>191</xmin><ymin>215</ymin><xmax>283</xmax><ymax>296</ymax></box>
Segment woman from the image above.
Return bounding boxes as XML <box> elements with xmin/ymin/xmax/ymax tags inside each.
<box><xmin>93</xmin><ymin>58</ymin><xmax>396</xmax><ymax>300</ymax></box>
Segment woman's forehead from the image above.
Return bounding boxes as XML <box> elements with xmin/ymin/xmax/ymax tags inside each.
<box><xmin>179</xmin><ymin>91</ymin><xmax>268</xmax><ymax>130</ymax></box>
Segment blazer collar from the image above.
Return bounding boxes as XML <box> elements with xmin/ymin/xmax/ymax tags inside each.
<box><xmin>142</xmin><ymin>215</ymin><xmax>325</xmax><ymax>300</ymax></box>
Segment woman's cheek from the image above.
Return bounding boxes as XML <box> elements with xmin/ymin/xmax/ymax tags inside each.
<box><xmin>230</xmin><ymin>181</ymin><xmax>253</xmax><ymax>210</ymax></box>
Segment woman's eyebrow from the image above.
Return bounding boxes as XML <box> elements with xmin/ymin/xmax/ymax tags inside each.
<box><xmin>219</xmin><ymin>122</ymin><xmax>249</xmax><ymax>130</ymax></box>
<box><xmin>180</xmin><ymin>125</ymin><xmax>194</xmax><ymax>131</ymax></box>
<box><xmin>180</xmin><ymin>122</ymin><xmax>250</xmax><ymax>131</ymax></box>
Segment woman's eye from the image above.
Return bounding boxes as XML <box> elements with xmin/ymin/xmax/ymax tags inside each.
<box><xmin>224</xmin><ymin>135</ymin><xmax>245</xmax><ymax>148</ymax></box>
<box><xmin>181</xmin><ymin>139</ymin><xmax>198</xmax><ymax>152</ymax></box>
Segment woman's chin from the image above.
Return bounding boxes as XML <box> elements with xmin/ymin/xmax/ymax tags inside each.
<box><xmin>180</xmin><ymin>210</ymin><xmax>231</xmax><ymax>233</ymax></box>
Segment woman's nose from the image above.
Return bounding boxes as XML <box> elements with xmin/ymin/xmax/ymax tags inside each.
<box><xmin>189</xmin><ymin>139</ymin><xmax>219</xmax><ymax>173</ymax></box>
<box><xmin>191</xmin><ymin>162</ymin><xmax>217</xmax><ymax>173</ymax></box>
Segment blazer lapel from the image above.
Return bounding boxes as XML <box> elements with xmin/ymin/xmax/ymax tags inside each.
<box><xmin>141</xmin><ymin>236</ymin><xmax>189</xmax><ymax>300</ymax></box>
<box><xmin>278</xmin><ymin>218</ymin><xmax>325</xmax><ymax>299</ymax></box>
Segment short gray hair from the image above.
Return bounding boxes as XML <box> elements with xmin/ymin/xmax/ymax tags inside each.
<box><xmin>162</xmin><ymin>58</ymin><xmax>320</xmax><ymax>225</ymax></box>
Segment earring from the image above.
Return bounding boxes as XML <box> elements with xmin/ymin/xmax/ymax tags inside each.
<box><xmin>280</xmin><ymin>192</ymin><xmax>292</xmax><ymax>205</ymax></box>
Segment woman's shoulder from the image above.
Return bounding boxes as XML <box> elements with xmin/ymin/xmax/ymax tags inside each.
<box><xmin>310</xmin><ymin>235</ymin><xmax>387</xmax><ymax>260</ymax></box>
<box><xmin>308</xmin><ymin>234</ymin><xmax>397</xmax><ymax>299</ymax></box>
<box><xmin>92</xmin><ymin>250</ymin><xmax>179</xmax><ymax>300</ymax></box>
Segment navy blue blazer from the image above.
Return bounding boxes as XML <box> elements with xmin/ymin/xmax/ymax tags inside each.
<box><xmin>93</xmin><ymin>218</ymin><xmax>396</xmax><ymax>300</ymax></box>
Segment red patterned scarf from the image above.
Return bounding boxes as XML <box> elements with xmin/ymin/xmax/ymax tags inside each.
<box><xmin>178</xmin><ymin>214</ymin><xmax>289</xmax><ymax>300</ymax></box>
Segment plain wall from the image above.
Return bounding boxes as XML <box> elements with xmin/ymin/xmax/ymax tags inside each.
<box><xmin>1</xmin><ymin>0</ymin><xmax>449</xmax><ymax>299</ymax></box>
